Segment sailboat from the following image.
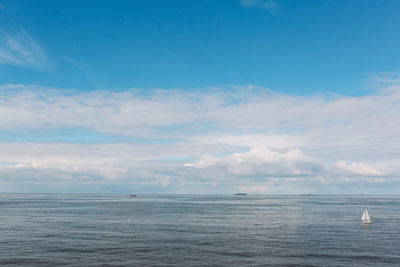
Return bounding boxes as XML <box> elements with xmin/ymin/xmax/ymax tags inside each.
<box><xmin>361</xmin><ymin>209</ymin><xmax>373</xmax><ymax>224</ymax></box>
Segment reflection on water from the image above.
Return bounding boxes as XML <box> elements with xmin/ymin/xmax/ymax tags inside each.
<box><xmin>0</xmin><ymin>194</ymin><xmax>399</xmax><ymax>266</ymax></box>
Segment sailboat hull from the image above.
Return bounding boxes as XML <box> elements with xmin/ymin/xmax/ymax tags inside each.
<box><xmin>362</xmin><ymin>220</ymin><xmax>373</xmax><ymax>224</ymax></box>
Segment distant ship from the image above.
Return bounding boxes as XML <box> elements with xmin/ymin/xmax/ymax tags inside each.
<box><xmin>129</xmin><ymin>194</ymin><xmax>137</xmax><ymax>197</ymax></box>
<box><xmin>234</xmin><ymin>193</ymin><xmax>247</xmax><ymax>196</ymax></box>
<box><xmin>361</xmin><ymin>209</ymin><xmax>373</xmax><ymax>224</ymax></box>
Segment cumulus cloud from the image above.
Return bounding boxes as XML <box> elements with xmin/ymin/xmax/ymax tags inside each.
<box><xmin>185</xmin><ymin>147</ymin><xmax>322</xmax><ymax>178</ymax></box>
<box><xmin>328</xmin><ymin>160</ymin><xmax>384</xmax><ymax>177</ymax></box>
<box><xmin>0</xmin><ymin>27</ymin><xmax>52</xmax><ymax>70</ymax></box>
<box><xmin>184</xmin><ymin>147</ymin><xmax>391</xmax><ymax>181</ymax></box>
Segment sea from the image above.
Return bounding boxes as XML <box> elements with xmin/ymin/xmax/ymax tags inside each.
<box><xmin>1</xmin><ymin>194</ymin><xmax>399</xmax><ymax>266</ymax></box>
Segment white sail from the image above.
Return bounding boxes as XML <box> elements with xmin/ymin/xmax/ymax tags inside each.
<box><xmin>361</xmin><ymin>209</ymin><xmax>372</xmax><ymax>223</ymax></box>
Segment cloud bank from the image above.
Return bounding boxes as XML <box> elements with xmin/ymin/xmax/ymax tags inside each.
<box><xmin>0</xmin><ymin>79</ymin><xmax>399</xmax><ymax>193</ymax></box>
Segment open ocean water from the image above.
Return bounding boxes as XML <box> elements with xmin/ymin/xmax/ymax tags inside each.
<box><xmin>1</xmin><ymin>194</ymin><xmax>399</xmax><ymax>266</ymax></box>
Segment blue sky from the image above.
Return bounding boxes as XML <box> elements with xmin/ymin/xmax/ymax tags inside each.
<box><xmin>2</xmin><ymin>0</ymin><xmax>400</xmax><ymax>94</ymax></box>
<box><xmin>1</xmin><ymin>0</ymin><xmax>400</xmax><ymax>194</ymax></box>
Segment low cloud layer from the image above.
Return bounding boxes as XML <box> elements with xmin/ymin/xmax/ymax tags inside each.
<box><xmin>0</xmin><ymin>79</ymin><xmax>400</xmax><ymax>193</ymax></box>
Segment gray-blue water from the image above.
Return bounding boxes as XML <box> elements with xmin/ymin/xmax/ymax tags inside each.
<box><xmin>1</xmin><ymin>194</ymin><xmax>399</xmax><ymax>266</ymax></box>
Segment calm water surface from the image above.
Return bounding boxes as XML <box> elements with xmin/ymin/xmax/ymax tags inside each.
<box><xmin>1</xmin><ymin>194</ymin><xmax>399</xmax><ymax>266</ymax></box>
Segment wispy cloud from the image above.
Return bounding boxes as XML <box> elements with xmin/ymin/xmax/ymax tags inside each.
<box><xmin>0</xmin><ymin>27</ymin><xmax>52</xmax><ymax>71</ymax></box>
<box><xmin>0</xmin><ymin>4</ymin><xmax>5</xmax><ymax>10</ymax></box>
<box><xmin>65</xmin><ymin>57</ymin><xmax>104</xmax><ymax>89</ymax></box>
<box><xmin>240</xmin><ymin>0</ymin><xmax>281</xmax><ymax>13</ymax></box>
<box><xmin>363</xmin><ymin>71</ymin><xmax>400</xmax><ymax>90</ymax></box>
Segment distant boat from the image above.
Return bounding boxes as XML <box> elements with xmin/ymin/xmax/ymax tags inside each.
<box><xmin>234</xmin><ymin>193</ymin><xmax>247</xmax><ymax>196</ymax></box>
<box><xmin>129</xmin><ymin>194</ymin><xmax>137</xmax><ymax>197</ymax></box>
<box><xmin>361</xmin><ymin>209</ymin><xmax>373</xmax><ymax>224</ymax></box>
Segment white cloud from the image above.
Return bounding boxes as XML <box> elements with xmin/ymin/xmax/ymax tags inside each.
<box><xmin>184</xmin><ymin>147</ymin><xmax>389</xmax><ymax>180</ymax></box>
<box><xmin>364</xmin><ymin>71</ymin><xmax>400</xmax><ymax>90</ymax></box>
<box><xmin>185</xmin><ymin>147</ymin><xmax>322</xmax><ymax>178</ymax></box>
<box><xmin>328</xmin><ymin>160</ymin><xmax>384</xmax><ymax>177</ymax></box>
<box><xmin>3</xmin><ymin>82</ymin><xmax>399</xmax><ymax>163</ymax></box>
<box><xmin>0</xmin><ymin>81</ymin><xmax>400</xmax><ymax>193</ymax></box>
<box><xmin>240</xmin><ymin>0</ymin><xmax>258</xmax><ymax>7</ymax></box>
<box><xmin>240</xmin><ymin>0</ymin><xmax>280</xmax><ymax>12</ymax></box>
<box><xmin>0</xmin><ymin>27</ymin><xmax>52</xmax><ymax>71</ymax></box>
<box><xmin>184</xmin><ymin>147</ymin><xmax>396</xmax><ymax>192</ymax></box>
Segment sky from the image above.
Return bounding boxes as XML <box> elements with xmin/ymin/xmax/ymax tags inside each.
<box><xmin>1</xmin><ymin>0</ymin><xmax>400</xmax><ymax>194</ymax></box>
